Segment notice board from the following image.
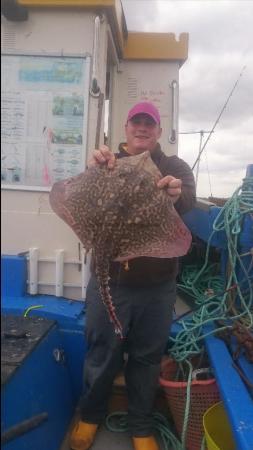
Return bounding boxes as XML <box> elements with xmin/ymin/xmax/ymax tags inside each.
<box><xmin>1</xmin><ymin>54</ymin><xmax>90</xmax><ymax>191</ymax></box>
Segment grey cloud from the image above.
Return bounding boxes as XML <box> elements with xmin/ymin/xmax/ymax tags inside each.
<box><xmin>180</xmin><ymin>57</ymin><xmax>253</xmax><ymax>125</ymax></box>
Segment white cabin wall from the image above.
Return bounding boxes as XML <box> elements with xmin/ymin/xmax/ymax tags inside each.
<box><xmin>109</xmin><ymin>60</ymin><xmax>179</xmax><ymax>155</ymax></box>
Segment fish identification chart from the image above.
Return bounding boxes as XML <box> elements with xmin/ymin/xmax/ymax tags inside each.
<box><xmin>1</xmin><ymin>54</ymin><xmax>90</xmax><ymax>191</ymax></box>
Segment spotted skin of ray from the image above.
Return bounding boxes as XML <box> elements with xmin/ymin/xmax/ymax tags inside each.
<box><xmin>49</xmin><ymin>151</ymin><xmax>192</xmax><ymax>338</ymax></box>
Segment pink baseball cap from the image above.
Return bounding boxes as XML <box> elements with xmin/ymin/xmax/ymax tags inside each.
<box><xmin>127</xmin><ymin>102</ymin><xmax>160</xmax><ymax>124</ymax></box>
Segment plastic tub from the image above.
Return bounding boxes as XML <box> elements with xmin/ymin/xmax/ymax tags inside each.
<box><xmin>203</xmin><ymin>401</ymin><xmax>235</xmax><ymax>450</ymax></box>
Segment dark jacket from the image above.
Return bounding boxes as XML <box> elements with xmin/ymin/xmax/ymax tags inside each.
<box><xmin>93</xmin><ymin>143</ymin><xmax>196</xmax><ymax>286</ymax></box>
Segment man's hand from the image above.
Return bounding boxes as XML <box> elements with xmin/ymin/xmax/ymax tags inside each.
<box><xmin>157</xmin><ymin>175</ymin><xmax>182</xmax><ymax>204</ymax></box>
<box><xmin>88</xmin><ymin>145</ymin><xmax>116</xmax><ymax>169</ymax></box>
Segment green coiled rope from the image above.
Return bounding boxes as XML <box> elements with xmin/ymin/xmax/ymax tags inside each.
<box><xmin>170</xmin><ymin>175</ymin><xmax>253</xmax><ymax>363</ymax></box>
<box><xmin>105</xmin><ymin>411</ymin><xmax>184</xmax><ymax>450</ymax></box>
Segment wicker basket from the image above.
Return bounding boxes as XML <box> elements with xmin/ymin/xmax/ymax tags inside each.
<box><xmin>159</xmin><ymin>357</ymin><xmax>220</xmax><ymax>450</ymax></box>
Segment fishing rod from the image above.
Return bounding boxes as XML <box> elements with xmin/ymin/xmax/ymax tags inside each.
<box><xmin>191</xmin><ymin>65</ymin><xmax>247</xmax><ymax>171</ymax></box>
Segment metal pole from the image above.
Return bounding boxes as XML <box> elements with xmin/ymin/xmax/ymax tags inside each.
<box><xmin>179</xmin><ymin>130</ymin><xmax>212</xmax><ymax>191</ymax></box>
<box><xmin>55</xmin><ymin>249</ymin><xmax>64</xmax><ymax>297</ymax></box>
<box><xmin>29</xmin><ymin>247</ymin><xmax>38</xmax><ymax>295</ymax></box>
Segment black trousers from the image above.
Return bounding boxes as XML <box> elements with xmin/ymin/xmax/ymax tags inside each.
<box><xmin>80</xmin><ymin>275</ymin><xmax>176</xmax><ymax>436</ymax></box>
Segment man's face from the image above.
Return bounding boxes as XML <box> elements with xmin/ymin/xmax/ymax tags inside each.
<box><xmin>125</xmin><ymin>113</ymin><xmax>162</xmax><ymax>155</ymax></box>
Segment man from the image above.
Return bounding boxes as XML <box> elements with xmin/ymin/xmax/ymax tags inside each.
<box><xmin>70</xmin><ymin>102</ymin><xmax>196</xmax><ymax>450</ymax></box>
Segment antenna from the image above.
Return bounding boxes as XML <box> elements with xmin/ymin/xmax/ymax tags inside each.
<box><xmin>191</xmin><ymin>65</ymin><xmax>246</xmax><ymax>171</ymax></box>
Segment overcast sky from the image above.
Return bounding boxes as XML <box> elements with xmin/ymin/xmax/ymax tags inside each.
<box><xmin>122</xmin><ymin>0</ymin><xmax>253</xmax><ymax>198</ymax></box>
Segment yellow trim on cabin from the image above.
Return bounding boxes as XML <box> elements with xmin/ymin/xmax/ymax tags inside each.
<box><xmin>17</xmin><ymin>0</ymin><xmax>188</xmax><ymax>64</ymax></box>
<box><xmin>123</xmin><ymin>32</ymin><xmax>188</xmax><ymax>64</ymax></box>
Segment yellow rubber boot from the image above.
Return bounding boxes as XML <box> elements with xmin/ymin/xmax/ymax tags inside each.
<box><xmin>69</xmin><ymin>421</ymin><xmax>98</xmax><ymax>450</ymax></box>
<box><xmin>132</xmin><ymin>436</ymin><xmax>159</xmax><ymax>450</ymax></box>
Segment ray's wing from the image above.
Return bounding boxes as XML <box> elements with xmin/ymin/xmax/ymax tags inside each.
<box><xmin>115</xmin><ymin>213</ymin><xmax>192</xmax><ymax>261</ymax></box>
<box><xmin>49</xmin><ymin>163</ymin><xmax>128</xmax><ymax>252</ymax></box>
<box><xmin>114</xmin><ymin>183</ymin><xmax>192</xmax><ymax>261</ymax></box>
<box><xmin>49</xmin><ymin>172</ymin><xmax>98</xmax><ymax>250</ymax></box>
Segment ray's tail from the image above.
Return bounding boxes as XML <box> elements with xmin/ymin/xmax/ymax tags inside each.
<box><xmin>95</xmin><ymin>260</ymin><xmax>124</xmax><ymax>339</ymax></box>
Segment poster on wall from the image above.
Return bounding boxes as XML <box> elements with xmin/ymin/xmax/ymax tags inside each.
<box><xmin>1</xmin><ymin>54</ymin><xmax>90</xmax><ymax>191</ymax></box>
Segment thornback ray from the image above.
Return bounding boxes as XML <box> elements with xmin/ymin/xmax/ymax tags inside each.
<box><xmin>49</xmin><ymin>151</ymin><xmax>192</xmax><ymax>337</ymax></box>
